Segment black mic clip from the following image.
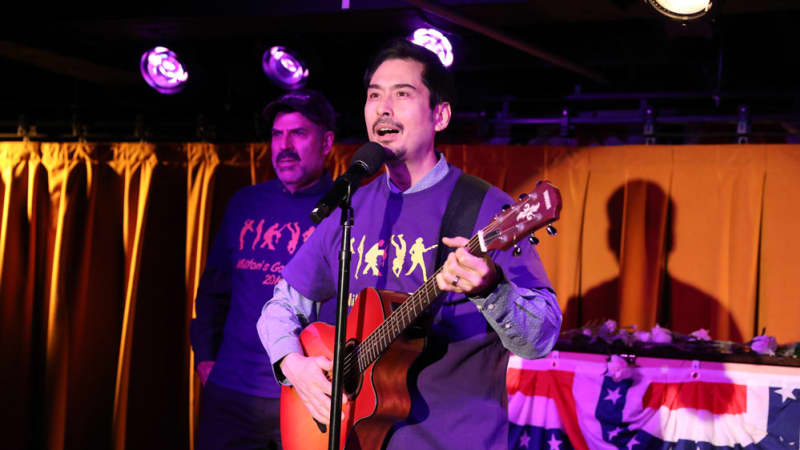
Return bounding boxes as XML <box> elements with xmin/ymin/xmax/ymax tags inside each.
<box><xmin>310</xmin><ymin>142</ymin><xmax>387</xmax><ymax>224</ymax></box>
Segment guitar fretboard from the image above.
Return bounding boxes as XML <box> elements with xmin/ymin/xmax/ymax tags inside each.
<box><xmin>343</xmin><ymin>234</ymin><xmax>484</xmax><ymax>376</ymax></box>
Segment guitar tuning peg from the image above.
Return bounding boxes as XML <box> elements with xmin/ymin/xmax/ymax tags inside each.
<box><xmin>529</xmin><ymin>234</ymin><xmax>539</xmax><ymax>245</ymax></box>
<box><xmin>518</xmin><ymin>193</ymin><xmax>528</xmax><ymax>201</ymax></box>
<box><xmin>502</xmin><ymin>204</ymin><xmax>511</xmax><ymax>211</ymax></box>
<box><xmin>512</xmin><ymin>245</ymin><xmax>522</xmax><ymax>256</ymax></box>
<box><xmin>546</xmin><ymin>225</ymin><xmax>558</xmax><ymax>236</ymax></box>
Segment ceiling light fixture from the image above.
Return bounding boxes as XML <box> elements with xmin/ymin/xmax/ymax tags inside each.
<box><xmin>140</xmin><ymin>46</ymin><xmax>188</xmax><ymax>94</ymax></box>
<box><xmin>647</xmin><ymin>0</ymin><xmax>712</xmax><ymax>20</ymax></box>
<box><xmin>262</xmin><ymin>46</ymin><xmax>309</xmax><ymax>90</ymax></box>
<box><xmin>409</xmin><ymin>28</ymin><xmax>454</xmax><ymax>67</ymax></box>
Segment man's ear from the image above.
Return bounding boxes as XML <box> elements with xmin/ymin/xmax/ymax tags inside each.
<box><xmin>322</xmin><ymin>130</ymin><xmax>334</xmax><ymax>156</ymax></box>
<box><xmin>433</xmin><ymin>102</ymin><xmax>451</xmax><ymax>132</ymax></box>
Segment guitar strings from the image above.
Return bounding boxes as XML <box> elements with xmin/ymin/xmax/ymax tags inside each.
<box><xmin>344</xmin><ymin>235</ymin><xmax>484</xmax><ymax>373</ymax></box>
<box><xmin>341</xmin><ymin>230</ymin><xmax>488</xmax><ymax>375</ymax></box>
<box><xmin>341</xmin><ymin>219</ymin><xmax>507</xmax><ymax>374</ymax></box>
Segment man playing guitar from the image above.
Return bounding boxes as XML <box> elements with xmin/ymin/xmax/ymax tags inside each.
<box><xmin>257</xmin><ymin>39</ymin><xmax>562</xmax><ymax>450</ymax></box>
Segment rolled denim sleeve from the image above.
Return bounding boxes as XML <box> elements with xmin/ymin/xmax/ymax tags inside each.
<box><xmin>469</xmin><ymin>274</ymin><xmax>561</xmax><ymax>359</ymax></box>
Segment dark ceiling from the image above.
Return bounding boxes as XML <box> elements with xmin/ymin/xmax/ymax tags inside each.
<box><xmin>3</xmin><ymin>0</ymin><xmax>800</xmax><ymax>143</ymax></box>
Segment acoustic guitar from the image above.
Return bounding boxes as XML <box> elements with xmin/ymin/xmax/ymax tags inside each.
<box><xmin>280</xmin><ymin>181</ymin><xmax>562</xmax><ymax>450</ymax></box>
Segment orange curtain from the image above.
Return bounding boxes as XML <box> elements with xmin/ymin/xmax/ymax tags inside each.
<box><xmin>439</xmin><ymin>144</ymin><xmax>782</xmax><ymax>343</ymax></box>
<box><xmin>184</xmin><ymin>143</ymin><xmax>221</xmax><ymax>450</ymax></box>
<box><xmin>1</xmin><ymin>142</ymin><xmax>797</xmax><ymax>450</ymax></box>
<box><xmin>0</xmin><ymin>141</ymin><xmax>49</xmax><ymax>450</ymax></box>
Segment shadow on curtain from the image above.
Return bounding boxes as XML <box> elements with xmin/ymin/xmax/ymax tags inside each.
<box><xmin>564</xmin><ymin>179</ymin><xmax>742</xmax><ymax>341</ymax></box>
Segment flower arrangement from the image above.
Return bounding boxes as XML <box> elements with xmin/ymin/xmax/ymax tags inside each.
<box><xmin>557</xmin><ymin>320</ymin><xmax>799</xmax><ymax>362</ymax></box>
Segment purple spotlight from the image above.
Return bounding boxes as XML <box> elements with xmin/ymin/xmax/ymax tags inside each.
<box><xmin>410</xmin><ymin>28</ymin><xmax>454</xmax><ymax>67</ymax></box>
<box><xmin>140</xmin><ymin>46</ymin><xmax>188</xmax><ymax>94</ymax></box>
<box><xmin>263</xmin><ymin>46</ymin><xmax>309</xmax><ymax>90</ymax></box>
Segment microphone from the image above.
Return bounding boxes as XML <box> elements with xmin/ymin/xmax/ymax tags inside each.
<box><xmin>310</xmin><ymin>142</ymin><xmax>388</xmax><ymax>223</ymax></box>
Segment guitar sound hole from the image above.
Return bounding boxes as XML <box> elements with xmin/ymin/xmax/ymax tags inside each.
<box><xmin>406</xmin><ymin>311</ymin><xmax>432</xmax><ymax>339</ymax></box>
<box><xmin>343</xmin><ymin>339</ymin><xmax>362</xmax><ymax>397</ymax></box>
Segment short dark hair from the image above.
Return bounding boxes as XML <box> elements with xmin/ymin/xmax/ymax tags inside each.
<box><xmin>262</xmin><ymin>89</ymin><xmax>336</xmax><ymax>132</ymax></box>
<box><xmin>363</xmin><ymin>38</ymin><xmax>455</xmax><ymax>110</ymax></box>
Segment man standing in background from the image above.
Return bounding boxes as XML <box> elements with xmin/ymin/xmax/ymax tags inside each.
<box><xmin>191</xmin><ymin>89</ymin><xmax>336</xmax><ymax>450</ymax></box>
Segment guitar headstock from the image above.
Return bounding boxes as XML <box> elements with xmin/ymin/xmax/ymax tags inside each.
<box><xmin>480</xmin><ymin>181</ymin><xmax>562</xmax><ymax>252</ymax></box>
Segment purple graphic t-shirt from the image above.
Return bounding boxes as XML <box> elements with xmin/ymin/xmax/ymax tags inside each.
<box><xmin>281</xmin><ymin>165</ymin><xmax>557</xmax><ymax>449</ymax></box>
<box><xmin>191</xmin><ymin>175</ymin><xmax>332</xmax><ymax>398</ymax></box>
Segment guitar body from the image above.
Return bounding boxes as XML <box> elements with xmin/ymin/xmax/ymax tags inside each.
<box><xmin>281</xmin><ymin>288</ymin><xmax>426</xmax><ymax>450</ymax></box>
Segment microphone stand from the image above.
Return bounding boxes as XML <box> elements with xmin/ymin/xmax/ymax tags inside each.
<box><xmin>328</xmin><ymin>182</ymin><xmax>353</xmax><ymax>450</ymax></box>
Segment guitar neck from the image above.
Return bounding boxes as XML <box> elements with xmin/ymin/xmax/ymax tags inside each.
<box><xmin>349</xmin><ymin>180</ymin><xmax>562</xmax><ymax>375</ymax></box>
<box><xmin>353</xmin><ymin>234</ymin><xmax>484</xmax><ymax>374</ymax></box>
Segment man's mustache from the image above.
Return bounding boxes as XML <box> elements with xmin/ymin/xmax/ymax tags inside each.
<box><xmin>275</xmin><ymin>149</ymin><xmax>300</xmax><ymax>161</ymax></box>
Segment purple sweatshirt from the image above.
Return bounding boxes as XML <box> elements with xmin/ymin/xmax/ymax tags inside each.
<box><xmin>190</xmin><ymin>174</ymin><xmax>332</xmax><ymax>398</ymax></box>
<box><xmin>259</xmin><ymin>160</ymin><xmax>561</xmax><ymax>449</ymax></box>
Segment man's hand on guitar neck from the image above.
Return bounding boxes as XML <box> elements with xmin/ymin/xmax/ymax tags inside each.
<box><xmin>435</xmin><ymin>236</ymin><xmax>500</xmax><ymax>296</ymax></box>
<box><xmin>280</xmin><ymin>352</ymin><xmax>347</xmax><ymax>425</ymax></box>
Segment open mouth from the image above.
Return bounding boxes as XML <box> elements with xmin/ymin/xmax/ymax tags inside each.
<box><xmin>374</xmin><ymin>119</ymin><xmax>402</xmax><ymax>137</ymax></box>
<box><xmin>376</xmin><ymin>127</ymin><xmax>400</xmax><ymax>137</ymax></box>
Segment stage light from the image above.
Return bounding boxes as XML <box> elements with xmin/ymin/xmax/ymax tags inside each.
<box><xmin>262</xmin><ymin>46</ymin><xmax>309</xmax><ymax>90</ymax></box>
<box><xmin>140</xmin><ymin>46</ymin><xmax>188</xmax><ymax>94</ymax></box>
<box><xmin>647</xmin><ymin>0</ymin><xmax>712</xmax><ymax>20</ymax></box>
<box><xmin>410</xmin><ymin>28</ymin><xmax>454</xmax><ymax>67</ymax></box>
